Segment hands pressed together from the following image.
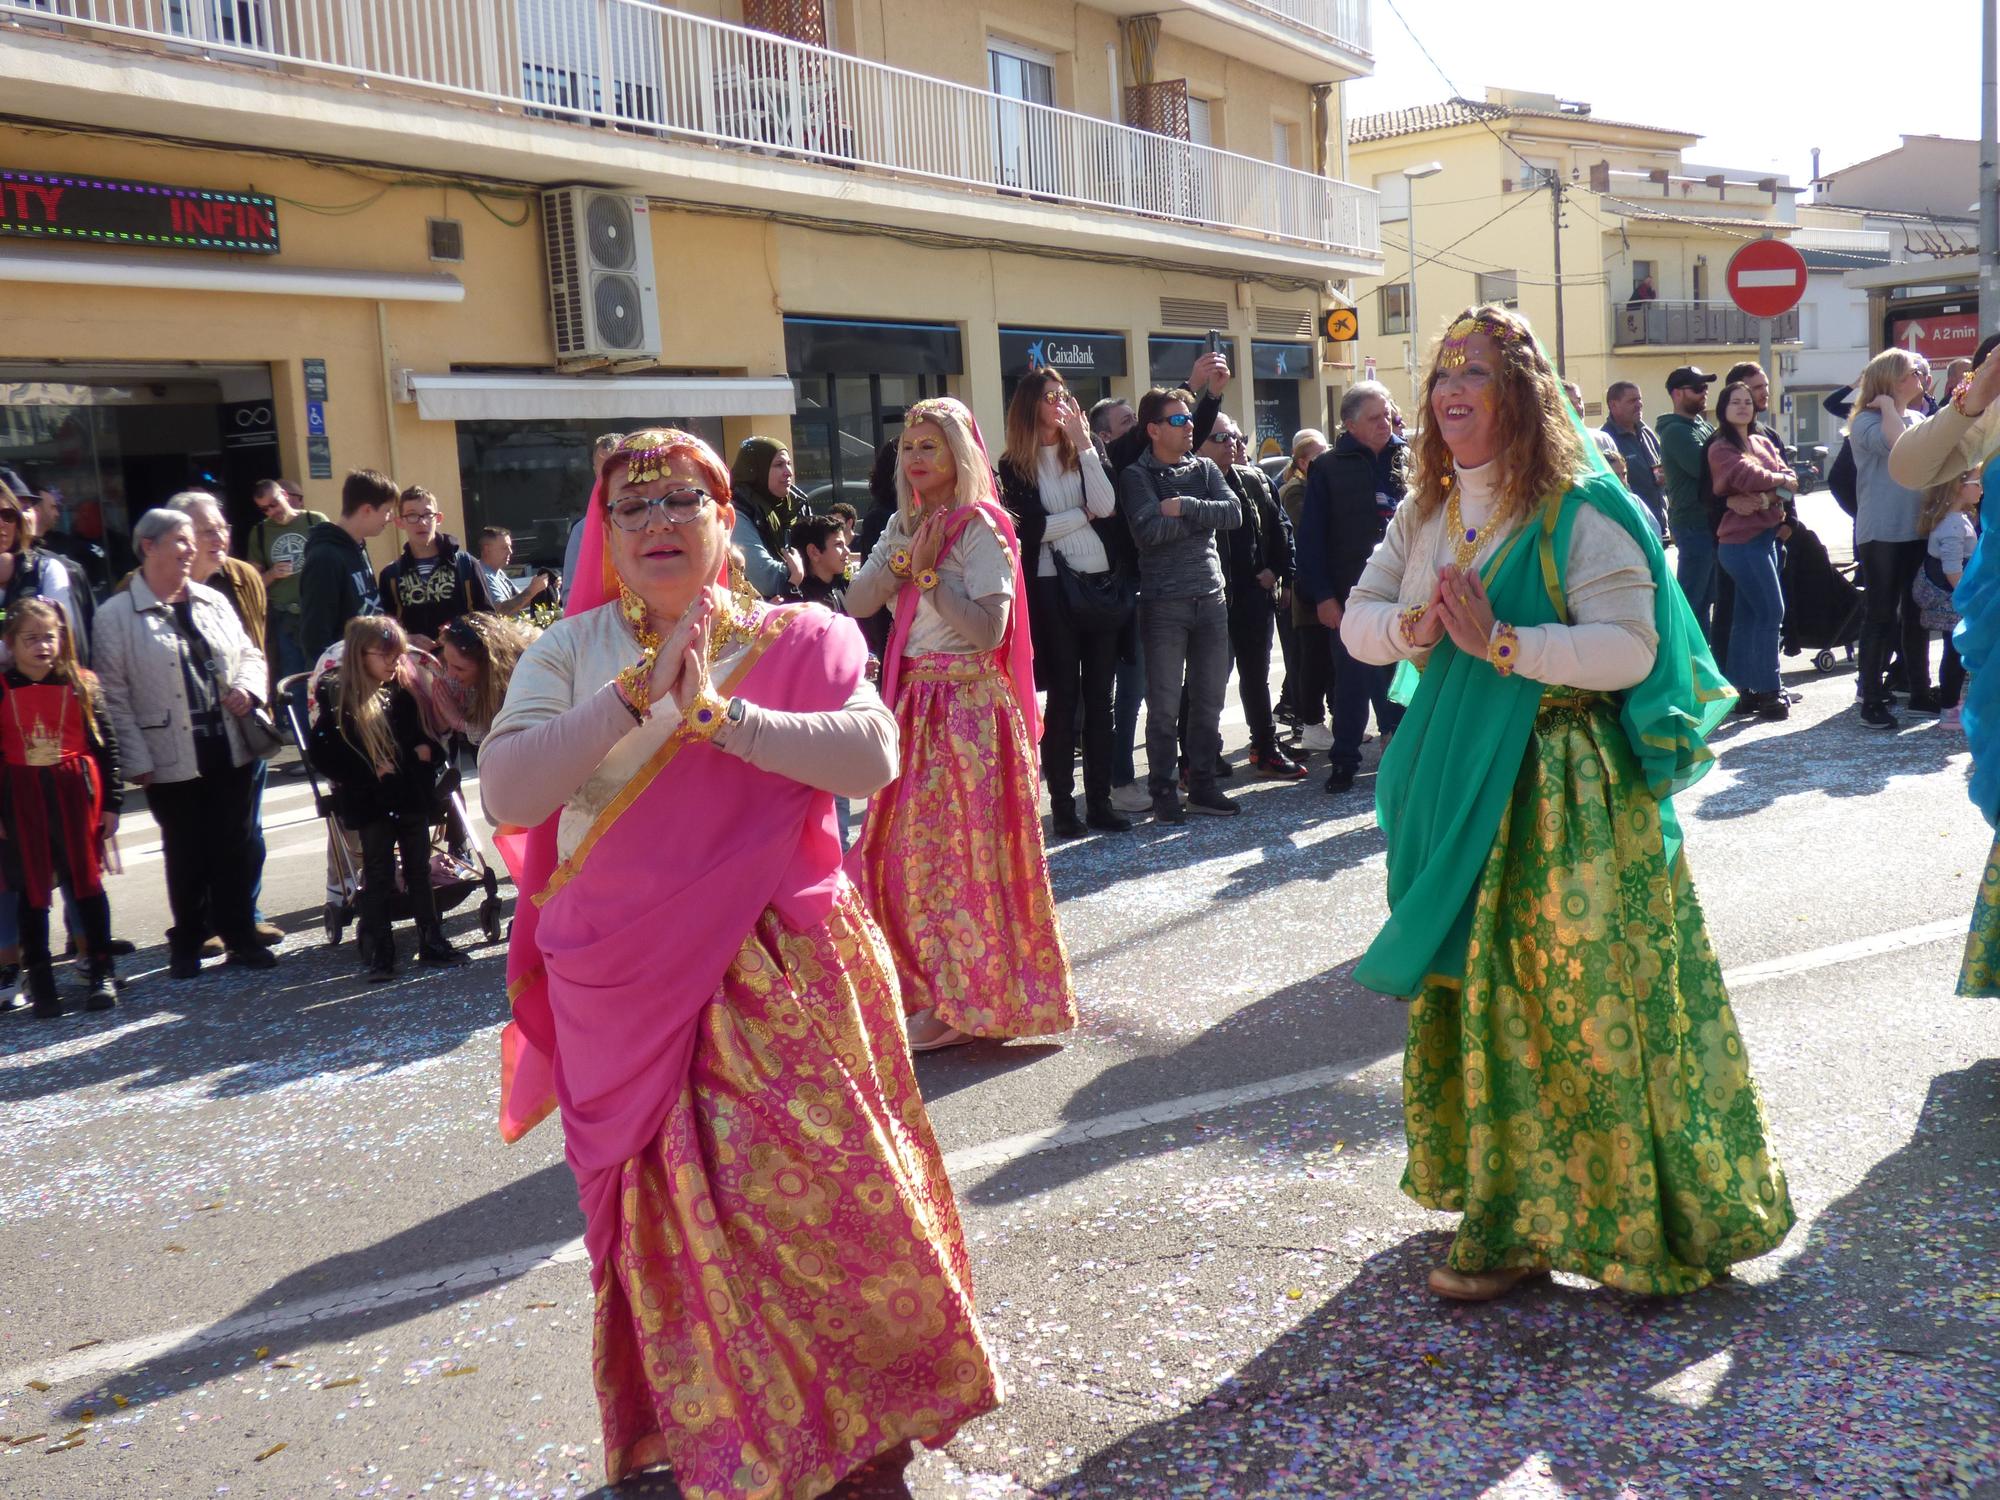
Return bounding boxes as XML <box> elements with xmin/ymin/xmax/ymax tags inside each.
<box><xmin>1425</xmin><ymin>563</ymin><xmax>1497</xmax><ymax>658</ymax></box>
<box><xmin>646</xmin><ymin>584</ymin><xmax>724</xmax><ymax>714</ymax></box>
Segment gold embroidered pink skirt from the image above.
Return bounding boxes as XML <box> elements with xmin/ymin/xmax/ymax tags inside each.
<box><xmin>851</xmin><ymin>650</ymin><xmax>1077</xmax><ymax>1040</ymax></box>
<box><xmin>592</xmin><ymin>886</ymin><xmax>1000</xmax><ymax>1494</ymax></box>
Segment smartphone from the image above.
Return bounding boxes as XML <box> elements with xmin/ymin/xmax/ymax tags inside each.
<box><xmin>1206</xmin><ymin>329</ymin><xmax>1225</xmax><ymax>358</ymax></box>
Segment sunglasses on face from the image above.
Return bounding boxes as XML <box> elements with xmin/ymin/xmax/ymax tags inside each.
<box><xmin>608</xmin><ymin>488</ymin><xmax>713</xmax><ymax>530</ymax></box>
<box><xmin>1160</xmin><ymin>413</ymin><xmax>1193</xmax><ymax>428</ymax></box>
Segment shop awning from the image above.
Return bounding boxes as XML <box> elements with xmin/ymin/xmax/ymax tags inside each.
<box><xmin>409</xmin><ymin>373</ymin><xmax>796</xmax><ymax>422</ymax></box>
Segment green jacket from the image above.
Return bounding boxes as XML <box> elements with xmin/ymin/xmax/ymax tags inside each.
<box><xmin>1655</xmin><ymin>411</ymin><xmax>1714</xmax><ymax>537</ymax></box>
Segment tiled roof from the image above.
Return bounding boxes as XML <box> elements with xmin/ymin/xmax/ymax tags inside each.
<box><xmin>1348</xmin><ymin>97</ymin><xmax>1696</xmax><ymax>145</ymax></box>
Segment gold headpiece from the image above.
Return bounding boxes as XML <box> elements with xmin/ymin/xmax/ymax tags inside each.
<box><xmin>609</xmin><ymin>427</ymin><xmax>687</xmax><ymax>488</ymax></box>
<box><xmin>905</xmin><ymin>396</ymin><xmax>971</xmax><ymax>425</ymax></box>
<box><xmin>1437</xmin><ymin>314</ymin><xmax>1523</xmax><ymax>371</ymax></box>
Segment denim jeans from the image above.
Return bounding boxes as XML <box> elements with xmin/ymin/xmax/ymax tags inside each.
<box><xmin>1716</xmin><ymin>532</ymin><xmax>1784</xmax><ymax>696</ymax></box>
<box><xmin>250</xmin><ymin>755</ymin><xmax>270</xmax><ymax>923</ymax></box>
<box><xmin>1676</xmin><ymin>527</ymin><xmax>1719</xmax><ymax>642</ymax></box>
<box><xmin>1141</xmin><ymin>593</ymin><xmax>1229</xmax><ymax>796</ymax></box>
<box><xmin>267</xmin><ymin>610</ymin><xmax>311</xmax><ymax>729</ymax></box>
<box><xmin>1112</xmin><ymin>637</ymin><xmax>1145</xmax><ymax>788</ymax></box>
<box><xmin>1327</xmin><ymin>625</ymin><xmax>1404</xmax><ymax>770</ymax></box>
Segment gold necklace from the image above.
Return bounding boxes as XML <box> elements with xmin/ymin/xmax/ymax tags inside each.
<box><xmin>1443</xmin><ymin>473</ymin><xmax>1504</xmax><ymax>571</ymax></box>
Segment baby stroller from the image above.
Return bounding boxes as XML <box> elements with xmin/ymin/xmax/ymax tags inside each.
<box><xmin>1780</xmin><ymin>518</ymin><xmax>1864</xmax><ymax>674</ymax></box>
<box><xmin>278</xmin><ymin>660</ymin><xmax>505</xmax><ymax>954</ymax></box>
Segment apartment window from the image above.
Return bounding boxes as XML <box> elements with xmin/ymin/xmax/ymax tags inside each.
<box><xmin>1477</xmin><ymin>271</ymin><xmax>1521</xmax><ymax>308</ymax></box>
<box><xmin>1381</xmin><ymin>283</ymin><xmax>1411</xmax><ymax>335</ymax></box>
<box><xmin>1374</xmin><ymin>171</ymin><xmax>1410</xmax><ymax>222</ymax></box>
<box><xmin>989</xmin><ymin>40</ymin><xmax>1057</xmax><ymax>192</ymax></box>
<box><xmin>1188</xmin><ymin>96</ymin><xmax>1213</xmax><ymax>147</ymax></box>
<box><xmin>1273</xmin><ymin>120</ymin><xmax>1299</xmax><ymax>169</ymax></box>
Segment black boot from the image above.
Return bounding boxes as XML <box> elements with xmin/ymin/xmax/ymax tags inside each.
<box><xmin>82</xmin><ymin>956</ymin><xmax>118</xmax><ymax>1012</ymax></box>
<box><xmin>27</xmin><ymin>961</ymin><xmax>60</xmax><ymax>1019</ymax></box>
<box><xmin>1049</xmin><ymin>797</ymin><xmax>1086</xmax><ymax>840</ymax></box>
<box><xmin>366</xmin><ymin>928</ymin><xmax>398</xmax><ymax>983</ymax></box>
<box><xmin>1084</xmin><ymin>799</ymin><xmax>1133</xmax><ymax>833</ymax></box>
<box><xmin>417</xmin><ymin>925</ymin><xmax>468</xmax><ymax>968</ymax></box>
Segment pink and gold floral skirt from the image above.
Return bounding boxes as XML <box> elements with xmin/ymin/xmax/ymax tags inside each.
<box><xmin>851</xmin><ymin>650</ymin><xmax>1077</xmax><ymax>1040</ymax></box>
<box><xmin>592</xmin><ymin>886</ymin><xmax>1000</xmax><ymax>1495</ymax></box>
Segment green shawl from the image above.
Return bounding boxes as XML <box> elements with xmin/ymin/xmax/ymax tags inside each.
<box><xmin>1354</xmin><ymin>469</ymin><xmax>1734</xmax><ymax>999</ymax></box>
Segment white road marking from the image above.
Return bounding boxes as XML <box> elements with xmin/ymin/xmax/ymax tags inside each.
<box><xmin>0</xmin><ymin>915</ymin><xmax>1966</xmax><ymax>1394</ymax></box>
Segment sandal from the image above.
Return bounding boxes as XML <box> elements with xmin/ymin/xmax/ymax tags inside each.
<box><xmin>906</xmin><ymin>1009</ymin><xmax>975</xmax><ymax>1053</ymax></box>
<box><xmin>1426</xmin><ymin>1264</ymin><xmax>1550</xmax><ymax>1302</ymax></box>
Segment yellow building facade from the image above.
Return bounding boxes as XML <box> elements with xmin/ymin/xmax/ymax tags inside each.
<box><xmin>1347</xmin><ymin>91</ymin><xmax>1800</xmax><ymax>426</ymax></box>
<box><xmin>0</xmin><ymin>0</ymin><xmax>1379</xmax><ymax>573</ymax></box>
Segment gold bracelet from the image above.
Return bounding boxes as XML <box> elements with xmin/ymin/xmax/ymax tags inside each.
<box><xmin>1488</xmin><ymin>621</ymin><xmax>1520</xmax><ymax>677</ymax></box>
<box><xmin>1953</xmin><ymin>373</ymin><xmax>1985</xmax><ymax>420</ymax></box>
<box><xmin>684</xmin><ymin>688</ymin><xmax>730</xmax><ymax>744</ymax></box>
<box><xmin>915</xmin><ymin>568</ymin><xmax>941</xmax><ymax>592</ymax></box>
<box><xmin>1397</xmin><ymin>604</ymin><xmax>1427</xmax><ymax>648</ymax></box>
<box><xmin>888</xmin><ymin>547</ymin><xmax>914</xmax><ymax>579</ymax></box>
<box><xmin>614</xmin><ymin>662</ymin><xmax>653</xmax><ymax>722</ymax></box>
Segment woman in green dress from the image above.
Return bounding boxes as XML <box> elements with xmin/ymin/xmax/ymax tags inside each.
<box><xmin>1340</xmin><ymin>305</ymin><xmax>1794</xmax><ymax>1300</ymax></box>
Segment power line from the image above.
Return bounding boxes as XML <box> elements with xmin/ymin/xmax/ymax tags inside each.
<box><xmin>1376</xmin><ymin>0</ymin><xmax>1546</xmax><ymax>182</ymax></box>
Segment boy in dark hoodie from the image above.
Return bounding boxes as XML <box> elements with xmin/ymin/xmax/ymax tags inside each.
<box><xmin>376</xmin><ymin>485</ymin><xmax>494</xmax><ymax>642</ymax></box>
<box><xmin>300</xmin><ymin>470</ymin><xmax>397</xmax><ymax>664</ymax></box>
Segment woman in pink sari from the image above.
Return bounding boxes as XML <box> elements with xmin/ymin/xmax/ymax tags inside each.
<box><xmin>846</xmin><ymin>397</ymin><xmax>1077</xmax><ymax>1053</ymax></box>
<box><xmin>480</xmin><ymin>429</ymin><xmax>1000</xmax><ymax>1497</ymax></box>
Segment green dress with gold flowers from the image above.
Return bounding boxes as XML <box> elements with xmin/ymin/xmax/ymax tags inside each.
<box><xmin>1356</xmin><ymin>471</ymin><xmax>1794</xmax><ymax>1295</ymax></box>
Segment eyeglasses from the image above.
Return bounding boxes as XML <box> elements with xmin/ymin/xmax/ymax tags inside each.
<box><xmin>1041</xmin><ymin>389</ymin><xmax>1067</xmax><ymax>405</ymax></box>
<box><xmin>1161</xmin><ymin>413</ymin><xmax>1193</xmax><ymax>428</ymax></box>
<box><xmin>608</xmin><ymin>488</ymin><xmax>713</xmax><ymax>530</ymax></box>
<box><xmin>401</xmin><ymin>510</ymin><xmax>440</xmax><ymax>524</ymax></box>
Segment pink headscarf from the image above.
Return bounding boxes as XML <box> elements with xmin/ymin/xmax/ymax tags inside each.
<box><xmin>879</xmin><ymin>398</ymin><xmax>1041</xmax><ymax>749</ymax></box>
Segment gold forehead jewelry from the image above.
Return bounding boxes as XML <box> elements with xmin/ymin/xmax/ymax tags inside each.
<box><xmin>1436</xmin><ymin>315</ymin><xmax>1521</xmax><ymax>371</ymax></box>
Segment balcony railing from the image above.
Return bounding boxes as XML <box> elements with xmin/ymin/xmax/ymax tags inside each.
<box><xmin>5</xmin><ymin>0</ymin><xmax>1379</xmax><ymax>259</ymax></box>
<box><xmin>1234</xmin><ymin>0</ymin><xmax>1372</xmax><ymax>54</ymax></box>
<box><xmin>1613</xmin><ymin>300</ymin><xmax>1800</xmax><ymax>348</ymax></box>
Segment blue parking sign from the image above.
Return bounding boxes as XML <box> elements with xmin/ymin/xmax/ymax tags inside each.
<box><xmin>306</xmin><ymin>400</ymin><xmax>326</xmax><ymax>436</ymax></box>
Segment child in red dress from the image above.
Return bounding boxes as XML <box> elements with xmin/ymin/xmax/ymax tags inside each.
<box><xmin>0</xmin><ymin>599</ymin><xmax>120</xmax><ymax>1017</ymax></box>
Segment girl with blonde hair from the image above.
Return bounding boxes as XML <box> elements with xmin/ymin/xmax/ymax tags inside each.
<box><xmin>1339</xmin><ymin>304</ymin><xmax>1792</xmax><ymax>1302</ymax></box>
<box><xmin>847</xmin><ymin>395</ymin><xmax>1077</xmax><ymax>1051</ymax></box>
<box><xmin>1851</xmin><ymin>345</ymin><xmax>1937</xmax><ymax>724</ymax></box>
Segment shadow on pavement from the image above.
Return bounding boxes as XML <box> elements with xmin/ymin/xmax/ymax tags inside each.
<box><xmin>961</xmin><ymin>961</ymin><xmax>1407</xmax><ymax>1207</ymax></box>
<box><xmin>1046</xmin><ymin>1059</ymin><xmax>2000</xmax><ymax>1498</ymax></box>
<box><xmin>0</xmin><ymin>905</ymin><xmax>506</xmax><ymax>1103</ymax></box>
<box><xmin>58</xmin><ymin>1159</ymin><xmax>582</xmax><ymax>1419</ymax></box>
<box><xmin>1696</xmin><ymin>707</ymin><xmax>1964</xmax><ymax>822</ymax></box>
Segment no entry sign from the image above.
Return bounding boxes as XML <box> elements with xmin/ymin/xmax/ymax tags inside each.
<box><xmin>1725</xmin><ymin>239</ymin><xmax>1807</xmax><ymax>319</ymax></box>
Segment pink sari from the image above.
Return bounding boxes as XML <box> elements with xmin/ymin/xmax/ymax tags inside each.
<box><xmin>848</xmin><ymin>499</ymin><xmax>1078</xmax><ymax>1041</ymax></box>
<box><xmin>494</xmin><ymin>496</ymin><xmax>999</xmax><ymax>1491</ymax></box>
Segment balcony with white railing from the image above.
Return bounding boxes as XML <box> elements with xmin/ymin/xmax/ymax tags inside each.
<box><xmin>0</xmin><ymin>0</ymin><xmax>1379</xmax><ymax>269</ymax></box>
<box><xmin>1084</xmin><ymin>0</ymin><xmax>1372</xmax><ymax>81</ymax></box>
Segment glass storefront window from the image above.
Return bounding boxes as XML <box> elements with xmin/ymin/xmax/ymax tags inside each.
<box><xmin>455</xmin><ymin>414</ymin><xmax>723</xmax><ymax>569</ymax></box>
<box><xmin>788</xmin><ymin>372</ymin><xmax>945</xmax><ymax>510</ymax></box>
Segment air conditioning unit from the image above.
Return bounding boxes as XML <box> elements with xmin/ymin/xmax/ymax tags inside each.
<box><xmin>541</xmin><ymin>187</ymin><xmax>661</xmax><ymax>365</ymax></box>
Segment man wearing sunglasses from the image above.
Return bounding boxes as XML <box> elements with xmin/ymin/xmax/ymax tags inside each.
<box><xmin>1116</xmin><ymin>387</ymin><xmax>1242</xmax><ymax>822</ymax></box>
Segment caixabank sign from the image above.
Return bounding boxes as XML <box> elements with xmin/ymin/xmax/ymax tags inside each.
<box><xmin>0</xmin><ymin>168</ymin><xmax>280</xmax><ymax>253</ymax></box>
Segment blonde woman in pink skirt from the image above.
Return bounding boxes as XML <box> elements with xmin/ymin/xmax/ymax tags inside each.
<box><xmin>847</xmin><ymin>397</ymin><xmax>1078</xmax><ymax>1052</ymax></box>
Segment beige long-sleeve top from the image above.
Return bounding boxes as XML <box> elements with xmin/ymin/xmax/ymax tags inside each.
<box><xmin>846</xmin><ymin>507</ymin><xmax>1013</xmax><ymax>654</ymax></box>
<box><xmin>1887</xmin><ymin>399</ymin><xmax>2000</xmax><ymax>491</ymax></box>
<box><xmin>1340</xmin><ymin>461</ymin><xmax>1659</xmax><ymax>693</ymax></box>
<box><xmin>479</xmin><ymin>601</ymin><xmax>898</xmax><ymax>859</ymax></box>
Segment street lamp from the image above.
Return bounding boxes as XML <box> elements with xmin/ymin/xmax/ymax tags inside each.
<box><xmin>1402</xmin><ymin>162</ymin><xmax>1444</xmax><ymax>387</ymax></box>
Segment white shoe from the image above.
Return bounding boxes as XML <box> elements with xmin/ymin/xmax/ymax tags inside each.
<box><xmin>1300</xmin><ymin>724</ymin><xmax>1334</xmax><ymax>751</ymax></box>
<box><xmin>1109</xmin><ymin>782</ymin><xmax>1152</xmax><ymax>814</ymax></box>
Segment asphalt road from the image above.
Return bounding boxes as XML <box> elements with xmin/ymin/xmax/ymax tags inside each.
<box><xmin>4</xmin><ymin>595</ymin><xmax>1997</xmax><ymax>1499</ymax></box>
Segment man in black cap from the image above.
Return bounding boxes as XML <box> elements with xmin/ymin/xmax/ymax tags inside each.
<box><xmin>1656</xmin><ymin>366</ymin><xmax>1717</xmax><ymax>638</ymax></box>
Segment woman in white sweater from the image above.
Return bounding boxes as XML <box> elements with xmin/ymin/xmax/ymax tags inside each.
<box><xmin>995</xmin><ymin>368</ymin><xmax>1130</xmax><ymax>838</ymax></box>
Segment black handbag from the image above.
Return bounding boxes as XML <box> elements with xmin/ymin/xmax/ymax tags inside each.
<box><xmin>1049</xmin><ymin>549</ymin><xmax>1137</xmax><ymax>633</ymax></box>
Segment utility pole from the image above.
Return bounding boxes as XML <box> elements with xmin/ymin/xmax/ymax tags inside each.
<box><xmin>1983</xmin><ymin>0</ymin><xmax>1999</xmax><ymax>331</ymax></box>
<box><xmin>1547</xmin><ymin>167</ymin><xmax>1568</xmax><ymax>377</ymax></box>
